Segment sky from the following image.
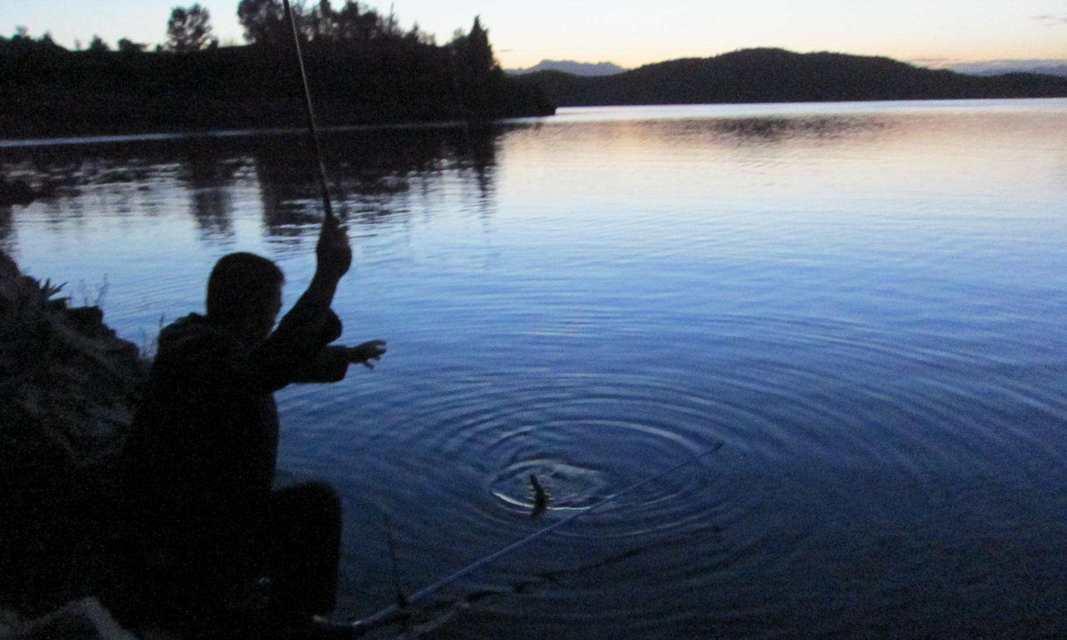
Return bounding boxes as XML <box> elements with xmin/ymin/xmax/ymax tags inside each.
<box><xmin>2</xmin><ymin>0</ymin><xmax>1066</xmax><ymax>69</ymax></box>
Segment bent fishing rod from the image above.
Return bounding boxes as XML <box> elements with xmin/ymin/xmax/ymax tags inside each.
<box><xmin>275</xmin><ymin>8</ymin><xmax>726</xmax><ymax>633</ymax></box>
<box><xmin>282</xmin><ymin>0</ymin><xmax>336</xmax><ymax>221</ymax></box>
<box><xmin>349</xmin><ymin>441</ymin><xmax>725</xmax><ymax>635</ymax></box>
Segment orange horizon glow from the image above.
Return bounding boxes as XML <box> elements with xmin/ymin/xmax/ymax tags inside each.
<box><xmin>3</xmin><ymin>0</ymin><xmax>1066</xmax><ymax>72</ymax></box>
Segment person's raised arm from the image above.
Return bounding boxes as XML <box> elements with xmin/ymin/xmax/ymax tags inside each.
<box><xmin>243</xmin><ymin>216</ymin><xmax>352</xmax><ymax>389</ymax></box>
<box><xmin>251</xmin><ymin>216</ymin><xmax>388</xmax><ymax>387</ymax></box>
<box><xmin>297</xmin><ymin>214</ymin><xmax>351</xmax><ymax>310</ymax></box>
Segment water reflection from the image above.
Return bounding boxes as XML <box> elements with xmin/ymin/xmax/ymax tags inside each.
<box><xmin>709</xmin><ymin>114</ymin><xmax>888</xmax><ymax>142</ymax></box>
<box><xmin>3</xmin><ymin>102</ymin><xmax>1067</xmax><ymax>639</ymax></box>
<box><xmin>179</xmin><ymin>142</ymin><xmax>241</xmax><ymax>239</ymax></box>
<box><xmin>247</xmin><ymin>127</ymin><xmax>501</xmax><ymax>244</ymax></box>
<box><xmin>0</xmin><ymin>109</ymin><xmax>991</xmax><ymax>253</ymax></box>
<box><xmin>0</xmin><ymin>124</ymin><xmax>504</xmax><ymax>251</ymax></box>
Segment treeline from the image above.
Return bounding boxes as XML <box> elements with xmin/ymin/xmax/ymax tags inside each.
<box><xmin>516</xmin><ymin>48</ymin><xmax>1067</xmax><ymax>106</ymax></box>
<box><xmin>0</xmin><ymin>2</ymin><xmax>555</xmax><ymax>138</ymax></box>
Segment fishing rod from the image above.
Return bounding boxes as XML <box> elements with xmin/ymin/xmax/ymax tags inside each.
<box><xmin>275</xmin><ymin>6</ymin><xmax>725</xmax><ymax>633</ymax></box>
<box><xmin>281</xmin><ymin>0</ymin><xmax>335</xmax><ymax>221</ymax></box>
<box><xmin>348</xmin><ymin>441</ymin><xmax>725</xmax><ymax>635</ymax></box>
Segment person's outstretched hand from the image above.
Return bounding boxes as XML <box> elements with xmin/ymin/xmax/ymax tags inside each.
<box><xmin>316</xmin><ymin>214</ymin><xmax>352</xmax><ymax>280</ymax></box>
<box><xmin>347</xmin><ymin>340</ymin><xmax>387</xmax><ymax>368</ymax></box>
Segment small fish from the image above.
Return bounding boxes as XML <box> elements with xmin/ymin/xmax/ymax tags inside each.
<box><xmin>529</xmin><ymin>473</ymin><xmax>550</xmax><ymax>519</ymax></box>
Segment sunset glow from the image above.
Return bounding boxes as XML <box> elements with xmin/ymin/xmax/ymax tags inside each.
<box><xmin>2</xmin><ymin>0</ymin><xmax>1066</xmax><ymax>69</ymax></box>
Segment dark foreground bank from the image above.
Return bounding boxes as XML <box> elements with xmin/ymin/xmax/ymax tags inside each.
<box><xmin>0</xmin><ymin>251</ymin><xmax>146</xmax><ymax>631</ymax></box>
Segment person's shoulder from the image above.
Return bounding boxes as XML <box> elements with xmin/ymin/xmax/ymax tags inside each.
<box><xmin>156</xmin><ymin>313</ymin><xmax>230</xmax><ymax>361</ymax></box>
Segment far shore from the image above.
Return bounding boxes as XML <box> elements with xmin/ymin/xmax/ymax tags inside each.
<box><xmin>6</xmin><ymin>95</ymin><xmax>1067</xmax><ymax>148</ymax></box>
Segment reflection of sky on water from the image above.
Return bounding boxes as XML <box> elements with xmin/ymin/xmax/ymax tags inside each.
<box><xmin>2</xmin><ymin>99</ymin><xmax>1065</xmax><ymax>355</ymax></box>
<box><xmin>0</xmin><ymin>125</ymin><xmax>501</xmax><ymax>330</ymax></box>
<box><xmin>3</xmin><ymin>99</ymin><xmax>1067</xmax><ymax>639</ymax></box>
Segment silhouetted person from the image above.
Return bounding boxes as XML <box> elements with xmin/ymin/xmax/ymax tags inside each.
<box><xmin>117</xmin><ymin>216</ymin><xmax>385</xmax><ymax>637</ymax></box>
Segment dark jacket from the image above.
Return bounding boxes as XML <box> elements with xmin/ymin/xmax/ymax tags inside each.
<box><xmin>120</xmin><ymin>299</ymin><xmax>348</xmax><ymax>583</ymax></box>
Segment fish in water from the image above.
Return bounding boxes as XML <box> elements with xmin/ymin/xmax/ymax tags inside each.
<box><xmin>529</xmin><ymin>473</ymin><xmax>550</xmax><ymax>519</ymax></box>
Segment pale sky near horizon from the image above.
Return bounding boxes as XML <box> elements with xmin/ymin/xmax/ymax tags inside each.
<box><xmin>2</xmin><ymin>0</ymin><xmax>1066</xmax><ymax>69</ymax></box>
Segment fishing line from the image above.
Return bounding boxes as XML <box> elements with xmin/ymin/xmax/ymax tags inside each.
<box><xmin>281</xmin><ymin>0</ymin><xmax>335</xmax><ymax>220</ymax></box>
<box><xmin>383</xmin><ymin>514</ymin><xmax>409</xmax><ymax>610</ymax></box>
<box><xmin>274</xmin><ymin>9</ymin><xmax>726</xmax><ymax>634</ymax></box>
<box><xmin>349</xmin><ymin>441</ymin><xmax>725</xmax><ymax>634</ymax></box>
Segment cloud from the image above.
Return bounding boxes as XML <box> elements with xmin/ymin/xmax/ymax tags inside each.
<box><xmin>1032</xmin><ymin>14</ymin><xmax>1067</xmax><ymax>26</ymax></box>
<box><xmin>908</xmin><ymin>57</ymin><xmax>955</xmax><ymax>67</ymax></box>
<box><xmin>908</xmin><ymin>57</ymin><xmax>973</xmax><ymax>70</ymax></box>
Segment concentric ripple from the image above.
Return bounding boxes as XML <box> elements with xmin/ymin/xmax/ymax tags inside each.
<box><xmin>489</xmin><ymin>458</ymin><xmax>609</xmax><ymax>513</ymax></box>
<box><xmin>8</xmin><ymin>102</ymin><xmax>1067</xmax><ymax>639</ymax></box>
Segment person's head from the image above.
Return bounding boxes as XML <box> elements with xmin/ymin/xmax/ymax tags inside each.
<box><xmin>206</xmin><ymin>252</ymin><xmax>284</xmax><ymax>341</ymax></box>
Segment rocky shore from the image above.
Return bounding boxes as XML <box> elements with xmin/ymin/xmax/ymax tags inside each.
<box><xmin>0</xmin><ymin>251</ymin><xmax>147</xmax><ymax>636</ymax></box>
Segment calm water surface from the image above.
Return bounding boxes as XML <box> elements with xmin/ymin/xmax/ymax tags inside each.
<box><xmin>4</xmin><ymin>100</ymin><xmax>1067</xmax><ymax>638</ymax></box>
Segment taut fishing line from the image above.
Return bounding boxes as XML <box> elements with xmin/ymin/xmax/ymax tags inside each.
<box><xmin>349</xmin><ymin>442</ymin><xmax>725</xmax><ymax>635</ymax></box>
<box><xmin>276</xmin><ymin>5</ymin><xmax>727</xmax><ymax>635</ymax></box>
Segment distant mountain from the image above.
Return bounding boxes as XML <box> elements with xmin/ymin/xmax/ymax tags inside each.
<box><xmin>948</xmin><ymin>60</ymin><xmax>1067</xmax><ymax>78</ymax></box>
<box><xmin>514</xmin><ymin>48</ymin><xmax>1067</xmax><ymax>107</ymax></box>
<box><xmin>507</xmin><ymin>59</ymin><xmax>626</xmax><ymax>76</ymax></box>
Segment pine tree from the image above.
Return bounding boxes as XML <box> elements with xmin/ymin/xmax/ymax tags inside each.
<box><xmin>167</xmin><ymin>4</ymin><xmax>218</xmax><ymax>51</ymax></box>
<box><xmin>465</xmin><ymin>17</ymin><xmax>495</xmax><ymax>77</ymax></box>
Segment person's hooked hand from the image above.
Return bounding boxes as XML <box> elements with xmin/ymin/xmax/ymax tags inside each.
<box><xmin>347</xmin><ymin>340</ymin><xmax>387</xmax><ymax>369</ymax></box>
<box><xmin>316</xmin><ymin>215</ymin><xmax>352</xmax><ymax>280</ymax></box>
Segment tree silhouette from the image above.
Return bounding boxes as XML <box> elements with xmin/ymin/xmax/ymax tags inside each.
<box><xmin>449</xmin><ymin>16</ymin><xmax>503</xmax><ymax>114</ymax></box>
<box><xmin>308</xmin><ymin>0</ymin><xmax>336</xmax><ymax>41</ymax></box>
<box><xmin>167</xmin><ymin>4</ymin><xmax>218</xmax><ymax>52</ymax></box>
<box><xmin>88</xmin><ymin>35</ymin><xmax>110</xmax><ymax>52</ymax></box>
<box><xmin>333</xmin><ymin>2</ymin><xmax>381</xmax><ymax>44</ymax></box>
<box><xmin>0</xmin><ymin>6</ymin><xmax>557</xmax><ymax>138</ymax></box>
<box><xmin>118</xmin><ymin>38</ymin><xmax>147</xmax><ymax>53</ymax></box>
<box><xmin>464</xmin><ymin>17</ymin><xmax>496</xmax><ymax>76</ymax></box>
<box><xmin>405</xmin><ymin>22</ymin><xmax>434</xmax><ymax>46</ymax></box>
<box><xmin>0</xmin><ymin>27</ymin><xmax>67</xmax><ymax>54</ymax></box>
<box><xmin>237</xmin><ymin>0</ymin><xmax>287</xmax><ymax>46</ymax></box>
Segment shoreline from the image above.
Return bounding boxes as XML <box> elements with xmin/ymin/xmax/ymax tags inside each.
<box><xmin>0</xmin><ymin>104</ymin><xmax>558</xmax><ymax>143</ymax></box>
<box><xmin>0</xmin><ymin>116</ymin><xmax>530</xmax><ymax>148</ymax></box>
<box><xmin>6</xmin><ymin>95</ymin><xmax>1067</xmax><ymax>147</ymax></box>
<box><xmin>0</xmin><ymin>251</ymin><xmax>146</xmax><ymax>622</ymax></box>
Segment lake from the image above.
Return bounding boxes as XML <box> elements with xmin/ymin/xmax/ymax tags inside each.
<box><xmin>3</xmin><ymin>99</ymin><xmax>1067</xmax><ymax>638</ymax></box>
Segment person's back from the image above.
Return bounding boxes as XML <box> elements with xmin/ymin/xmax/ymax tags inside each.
<box><xmin>122</xmin><ymin>310</ymin><xmax>285</xmax><ymax>613</ymax></box>
<box><xmin>116</xmin><ymin>222</ymin><xmax>385</xmax><ymax>636</ymax></box>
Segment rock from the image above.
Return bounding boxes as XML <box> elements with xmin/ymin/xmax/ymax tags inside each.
<box><xmin>10</xmin><ymin>598</ymin><xmax>137</xmax><ymax>640</ymax></box>
<box><xmin>0</xmin><ymin>251</ymin><xmax>145</xmax><ymax>468</ymax></box>
<box><xmin>66</xmin><ymin>306</ymin><xmax>106</xmax><ymax>338</ymax></box>
<box><xmin>0</xmin><ymin>177</ymin><xmax>35</xmax><ymax>207</ymax></box>
<box><xmin>0</xmin><ymin>252</ymin><xmax>16</xmax><ymax>280</ymax></box>
<box><xmin>1</xmin><ymin>607</ymin><xmax>23</xmax><ymax>639</ymax></box>
<box><xmin>0</xmin><ymin>251</ymin><xmax>148</xmax><ymax>619</ymax></box>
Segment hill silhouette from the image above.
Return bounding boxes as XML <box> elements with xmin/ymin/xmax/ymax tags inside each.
<box><xmin>516</xmin><ymin>48</ymin><xmax>1067</xmax><ymax>106</ymax></box>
